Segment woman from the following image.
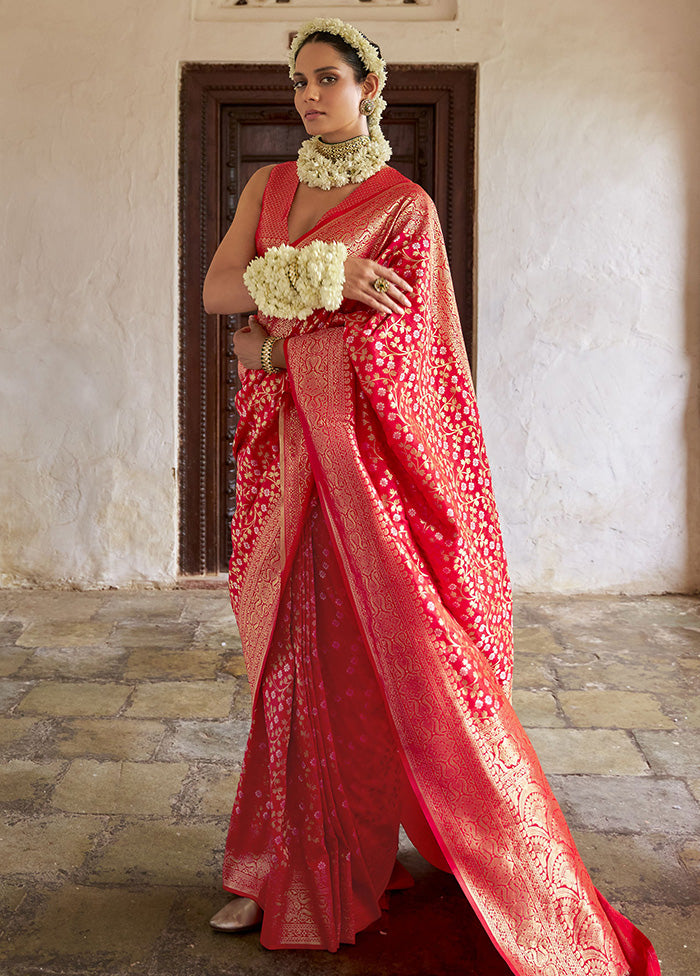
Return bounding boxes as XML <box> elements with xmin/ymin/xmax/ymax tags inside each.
<box><xmin>202</xmin><ymin>18</ymin><xmax>661</xmax><ymax>975</ymax></box>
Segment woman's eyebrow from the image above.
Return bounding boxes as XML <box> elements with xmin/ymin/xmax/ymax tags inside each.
<box><xmin>292</xmin><ymin>66</ymin><xmax>340</xmax><ymax>78</ymax></box>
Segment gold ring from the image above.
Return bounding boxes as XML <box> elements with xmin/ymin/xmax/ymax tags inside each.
<box><xmin>372</xmin><ymin>277</ymin><xmax>390</xmax><ymax>294</ymax></box>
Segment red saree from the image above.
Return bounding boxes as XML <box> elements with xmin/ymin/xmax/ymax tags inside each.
<box><xmin>222</xmin><ymin>161</ymin><xmax>661</xmax><ymax>974</ymax></box>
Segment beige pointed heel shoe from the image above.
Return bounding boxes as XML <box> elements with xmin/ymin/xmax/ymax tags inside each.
<box><xmin>209</xmin><ymin>896</ymin><xmax>263</xmax><ymax>933</ymax></box>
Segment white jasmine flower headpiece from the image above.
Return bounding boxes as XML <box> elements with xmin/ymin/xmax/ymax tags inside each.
<box><xmin>288</xmin><ymin>17</ymin><xmax>387</xmax><ymax>98</ymax></box>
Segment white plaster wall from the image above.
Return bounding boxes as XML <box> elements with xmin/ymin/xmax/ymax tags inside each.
<box><xmin>476</xmin><ymin>0</ymin><xmax>700</xmax><ymax>592</ymax></box>
<box><xmin>1</xmin><ymin>0</ymin><xmax>698</xmax><ymax>591</ymax></box>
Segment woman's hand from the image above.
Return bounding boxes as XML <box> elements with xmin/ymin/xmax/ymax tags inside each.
<box><xmin>343</xmin><ymin>257</ymin><xmax>413</xmax><ymax>315</ymax></box>
<box><xmin>233</xmin><ymin>315</ymin><xmax>268</xmax><ymax>369</ymax></box>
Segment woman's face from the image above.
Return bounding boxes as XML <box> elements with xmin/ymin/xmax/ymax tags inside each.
<box><xmin>293</xmin><ymin>41</ymin><xmax>376</xmax><ymax>143</ymax></box>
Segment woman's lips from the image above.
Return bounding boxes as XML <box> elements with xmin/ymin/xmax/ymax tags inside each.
<box><xmin>305</xmin><ymin>111</ymin><xmax>324</xmax><ymax>119</ymax></box>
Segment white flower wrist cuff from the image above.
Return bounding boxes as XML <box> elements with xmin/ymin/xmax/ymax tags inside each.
<box><xmin>243</xmin><ymin>241</ymin><xmax>348</xmax><ymax>320</ymax></box>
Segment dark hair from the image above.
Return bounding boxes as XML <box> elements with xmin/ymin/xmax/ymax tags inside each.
<box><xmin>296</xmin><ymin>30</ymin><xmax>382</xmax><ymax>83</ymax></box>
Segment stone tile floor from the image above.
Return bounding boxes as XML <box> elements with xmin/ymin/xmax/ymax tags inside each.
<box><xmin>0</xmin><ymin>589</ymin><xmax>698</xmax><ymax>976</ymax></box>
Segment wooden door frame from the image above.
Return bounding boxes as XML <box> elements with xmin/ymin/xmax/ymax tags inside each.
<box><xmin>178</xmin><ymin>62</ymin><xmax>477</xmax><ymax>576</ymax></box>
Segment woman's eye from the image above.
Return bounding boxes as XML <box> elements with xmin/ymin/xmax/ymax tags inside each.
<box><xmin>293</xmin><ymin>81</ymin><xmax>305</xmax><ymax>90</ymax></box>
<box><xmin>321</xmin><ymin>76</ymin><xmax>337</xmax><ymax>85</ymax></box>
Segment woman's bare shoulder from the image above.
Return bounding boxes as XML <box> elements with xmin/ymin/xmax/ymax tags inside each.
<box><xmin>231</xmin><ymin>164</ymin><xmax>276</xmax><ymax>232</ymax></box>
<box><xmin>240</xmin><ymin>163</ymin><xmax>276</xmax><ymax>205</ymax></box>
<box><xmin>205</xmin><ymin>164</ymin><xmax>278</xmax><ymax>278</ymax></box>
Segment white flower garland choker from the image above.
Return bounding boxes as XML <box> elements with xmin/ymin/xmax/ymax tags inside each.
<box><xmin>290</xmin><ymin>18</ymin><xmax>392</xmax><ymax>189</ymax></box>
<box><xmin>297</xmin><ymin>131</ymin><xmax>391</xmax><ymax>189</ymax></box>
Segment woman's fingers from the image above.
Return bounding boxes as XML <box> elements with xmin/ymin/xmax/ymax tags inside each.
<box><xmin>369</xmin><ymin>266</ymin><xmax>412</xmax><ymax>311</ymax></box>
<box><xmin>233</xmin><ymin>314</ymin><xmax>270</xmax><ymax>370</ymax></box>
<box><xmin>232</xmin><ymin>328</ymin><xmax>248</xmax><ymax>354</ymax></box>
<box><xmin>365</xmin><ymin>293</ymin><xmax>403</xmax><ymax>315</ymax></box>
<box><xmin>342</xmin><ymin>257</ymin><xmax>414</xmax><ymax>314</ymax></box>
<box><xmin>369</xmin><ymin>282</ymin><xmax>410</xmax><ymax>314</ymax></box>
<box><xmin>387</xmin><ymin>272</ymin><xmax>413</xmax><ymax>295</ymax></box>
<box><xmin>243</xmin><ymin>315</ymin><xmax>267</xmax><ymax>338</ymax></box>
<box><xmin>374</xmin><ymin>265</ymin><xmax>413</xmax><ymax>294</ymax></box>
<box><xmin>361</xmin><ymin>290</ymin><xmax>407</xmax><ymax>316</ymax></box>
<box><xmin>374</xmin><ymin>286</ymin><xmax>409</xmax><ymax>313</ymax></box>
<box><xmin>379</xmin><ymin>294</ymin><xmax>408</xmax><ymax>315</ymax></box>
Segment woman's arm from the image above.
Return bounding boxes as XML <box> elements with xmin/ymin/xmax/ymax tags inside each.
<box><xmin>202</xmin><ymin>165</ymin><xmax>274</xmax><ymax>315</ymax></box>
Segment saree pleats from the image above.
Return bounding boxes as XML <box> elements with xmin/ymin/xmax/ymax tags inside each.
<box><xmin>224</xmin><ymin>492</ymin><xmax>402</xmax><ymax>950</ymax></box>
<box><xmin>224</xmin><ymin>161</ymin><xmax>661</xmax><ymax>974</ymax></box>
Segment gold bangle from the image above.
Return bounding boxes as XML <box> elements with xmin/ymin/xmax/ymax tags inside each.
<box><xmin>260</xmin><ymin>336</ymin><xmax>280</xmax><ymax>375</ymax></box>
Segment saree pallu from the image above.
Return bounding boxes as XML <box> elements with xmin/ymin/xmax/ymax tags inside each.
<box><xmin>222</xmin><ymin>161</ymin><xmax>660</xmax><ymax>974</ymax></box>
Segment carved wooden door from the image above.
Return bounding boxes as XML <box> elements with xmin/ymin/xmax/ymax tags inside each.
<box><xmin>179</xmin><ymin>63</ymin><xmax>476</xmax><ymax>576</ymax></box>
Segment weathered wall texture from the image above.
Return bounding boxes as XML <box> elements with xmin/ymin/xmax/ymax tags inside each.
<box><xmin>1</xmin><ymin>0</ymin><xmax>698</xmax><ymax>592</ymax></box>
